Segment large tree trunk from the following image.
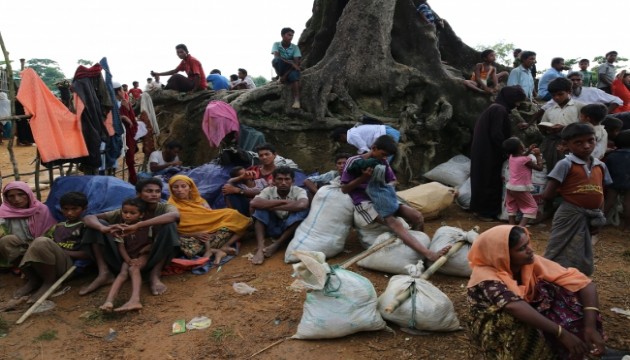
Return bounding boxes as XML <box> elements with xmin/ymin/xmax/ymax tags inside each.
<box><xmin>151</xmin><ymin>0</ymin><xmax>508</xmax><ymax>184</ymax></box>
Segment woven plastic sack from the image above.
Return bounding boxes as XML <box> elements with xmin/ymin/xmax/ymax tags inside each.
<box><xmin>291</xmin><ymin>251</ymin><xmax>386</xmax><ymax>339</ymax></box>
<box><xmin>422</xmin><ymin>155</ymin><xmax>470</xmax><ymax>187</ymax></box>
<box><xmin>396</xmin><ymin>182</ymin><xmax>456</xmax><ymax>220</ymax></box>
<box><xmin>428</xmin><ymin>226</ymin><xmax>478</xmax><ymax>277</ymax></box>
<box><xmin>285</xmin><ymin>185</ymin><xmax>354</xmax><ymax>263</ymax></box>
<box><xmin>357</xmin><ymin>231</ymin><xmax>430</xmax><ymax>274</ymax></box>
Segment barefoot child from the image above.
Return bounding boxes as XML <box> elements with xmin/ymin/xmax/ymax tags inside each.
<box><xmin>13</xmin><ymin>192</ymin><xmax>90</xmax><ymax>302</ymax></box>
<box><xmin>463</xmin><ymin>50</ymin><xmax>508</xmax><ymax>95</ymax></box>
<box><xmin>543</xmin><ymin>123</ymin><xmax>612</xmax><ymax>275</ymax></box>
<box><xmin>502</xmin><ymin>137</ymin><xmax>544</xmax><ymax>226</ymax></box>
<box><xmin>101</xmin><ymin>198</ymin><xmax>153</xmax><ymax>312</ymax></box>
<box><xmin>340</xmin><ymin>135</ymin><xmax>451</xmax><ymax>261</ymax></box>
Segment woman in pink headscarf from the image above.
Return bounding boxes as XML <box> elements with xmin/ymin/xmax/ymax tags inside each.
<box><xmin>0</xmin><ymin>182</ymin><xmax>57</xmax><ymax>284</ymax></box>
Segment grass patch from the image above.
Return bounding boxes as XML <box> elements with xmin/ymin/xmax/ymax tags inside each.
<box><xmin>211</xmin><ymin>326</ymin><xmax>234</xmax><ymax>343</ymax></box>
<box><xmin>79</xmin><ymin>310</ymin><xmax>116</xmax><ymax>325</ymax></box>
<box><xmin>34</xmin><ymin>330</ymin><xmax>57</xmax><ymax>341</ymax></box>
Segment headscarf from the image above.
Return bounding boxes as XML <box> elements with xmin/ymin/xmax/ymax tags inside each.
<box><xmin>467</xmin><ymin>225</ymin><xmax>591</xmax><ymax>302</ymax></box>
<box><xmin>495</xmin><ymin>85</ymin><xmax>527</xmax><ymax>110</ymax></box>
<box><xmin>0</xmin><ymin>181</ymin><xmax>57</xmax><ymax>237</ymax></box>
<box><xmin>167</xmin><ymin>175</ymin><xmax>250</xmax><ymax>235</ymax></box>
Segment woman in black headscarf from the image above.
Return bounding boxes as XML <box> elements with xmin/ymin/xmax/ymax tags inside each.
<box><xmin>470</xmin><ymin>86</ymin><xmax>527</xmax><ymax>221</ymax></box>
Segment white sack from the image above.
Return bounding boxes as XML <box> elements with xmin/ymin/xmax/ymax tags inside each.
<box><xmin>428</xmin><ymin>226</ymin><xmax>478</xmax><ymax>277</ymax></box>
<box><xmin>422</xmin><ymin>155</ymin><xmax>470</xmax><ymax>187</ymax></box>
<box><xmin>357</xmin><ymin>231</ymin><xmax>430</xmax><ymax>274</ymax></box>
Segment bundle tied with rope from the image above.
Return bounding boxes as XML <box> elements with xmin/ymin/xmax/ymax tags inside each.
<box><xmin>376</xmin><ymin>239</ymin><xmax>469</xmax><ymax>332</ymax></box>
<box><xmin>290</xmin><ymin>251</ymin><xmax>387</xmax><ymax>339</ymax></box>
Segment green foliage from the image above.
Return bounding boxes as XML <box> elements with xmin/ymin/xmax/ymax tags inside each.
<box><xmin>253</xmin><ymin>76</ymin><xmax>268</xmax><ymax>87</ymax></box>
<box><xmin>25</xmin><ymin>58</ymin><xmax>66</xmax><ymax>94</ymax></box>
<box><xmin>564</xmin><ymin>58</ymin><xmax>580</xmax><ymax>69</ymax></box>
<box><xmin>474</xmin><ymin>41</ymin><xmax>515</xmax><ymax>67</ymax></box>
<box><xmin>34</xmin><ymin>329</ymin><xmax>57</xmax><ymax>341</ymax></box>
<box><xmin>77</xmin><ymin>59</ymin><xmax>93</xmax><ymax>66</ymax></box>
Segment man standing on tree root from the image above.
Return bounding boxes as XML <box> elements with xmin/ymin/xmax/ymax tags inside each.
<box><xmin>271</xmin><ymin>27</ymin><xmax>302</xmax><ymax>109</ymax></box>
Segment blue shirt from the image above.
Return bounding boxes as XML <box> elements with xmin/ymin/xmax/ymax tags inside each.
<box><xmin>271</xmin><ymin>42</ymin><xmax>301</xmax><ymax>60</ymax></box>
<box><xmin>507</xmin><ymin>66</ymin><xmax>536</xmax><ymax>99</ymax></box>
<box><xmin>537</xmin><ymin>68</ymin><xmax>565</xmax><ymax>99</ymax></box>
<box><xmin>206</xmin><ymin>74</ymin><xmax>230</xmax><ymax>91</ymax></box>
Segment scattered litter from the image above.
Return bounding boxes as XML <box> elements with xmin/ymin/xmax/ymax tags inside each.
<box><xmin>172</xmin><ymin>319</ymin><xmax>186</xmax><ymax>334</ymax></box>
<box><xmin>51</xmin><ymin>286</ymin><xmax>71</xmax><ymax>298</ymax></box>
<box><xmin>611</xmin><ymin>307</ymin><xmax>630</xmax><ymax>319</ymax></box>
<box><xmin>233</xmin><ymin>282</ymin><xmax>257</xmax><ymax>295</ymax></box>
<box><xmin>186</xmin><ymin>316</ymin><xmax>212</xmax><ymax>330</ymax></box>
<box><xmin>105</xmin><ymin>328</ymin><xmax>117</xmax><ymax>341</ymax></box>
<box><xmin>273</xmin><ymin>319</ymin><xmax>281</xmax><ymax>325</ymax></box>
<box><xmin>243</xmin><ymin>253</ymin><xmax>254</xmax><ymax>260</ymax></box>
<box><xmin>32</xmin><ymin>300</ymin><xmax>56</xmax><ymax>314</ymax></box>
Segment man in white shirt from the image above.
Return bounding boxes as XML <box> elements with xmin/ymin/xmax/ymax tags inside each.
<box><xmin>331</xmin><ymin>123</ymin><xmax>400</xmax><ymax>154</ymax></box>
<box><xmin>149</xmin><ymin>141</ymin><xmax>182</xmax><ymax>175</ymax></box>
<box><xmin>230</xmin><ymin>68</ymin><xmax>256</xmax><ymax>90</ymax></box>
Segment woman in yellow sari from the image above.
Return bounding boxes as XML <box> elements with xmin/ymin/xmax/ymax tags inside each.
<box><xmin>168</xmin><ymin>175</ymin><xmax>251</xmax><ymax>263</ymax></box>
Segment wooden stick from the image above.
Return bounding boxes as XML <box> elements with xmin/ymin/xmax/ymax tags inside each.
<box><xmin>0</xmin><ymin>115</ymin><xmax>31</xmax><ymax>121</ymax></box>
<box><xmin>249</xmin><ymin>338</ymin><xmax>287</xmax><ymax>358</ymax></box>
<box><xmin>0</xmin><ymin>31</ymin><xmax>21</xmax><ymax>181</ymax></box>
<box><xmin>384</xmin><ymin>288</ymin><xmax>411</xmax><ymax>313</ymax></box>
<box><xmin>16</xmin><ymin>265</ymin><xmax>76</xmax><ymax>325</ymax></box>
<box><xmin>339</xmin><ymin>235</ymin><xmax>398</xmax><ymax>269</ymax></box>
<box><xmin>420</xmin><ymin>240</ymin><xmax>466</xmax><ymax>280</ymax></box>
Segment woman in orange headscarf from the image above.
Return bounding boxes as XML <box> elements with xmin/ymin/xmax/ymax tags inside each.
<box><xmin>467</xmin><ymin>225</ymin><xmax>606</xmax><ymax>359</ymax></box>
<box><xmin>168</xmin><ymin>175</ymin><xmax>251</xmax><ymax>264</ymax></box>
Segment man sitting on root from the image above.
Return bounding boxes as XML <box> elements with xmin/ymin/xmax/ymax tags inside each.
<box><xmin>250</xmin><ymin>167</ymin><xmax>309</xmax><ymax>265</ymax></box>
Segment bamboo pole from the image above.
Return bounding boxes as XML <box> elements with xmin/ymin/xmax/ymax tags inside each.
<box><xmin>0</xmin><ymin>31</ymin><xmax>20</xmax><ymax>180</ymax></box>
<box><xmin>16</xmin><ymin>265</ymin><xmax>76</xmax><ymax>324</ymax></box>
<box><xmin>339</xmin><ymin>235</ymin><xmax>398</xmax><ymax>269</ymax></box>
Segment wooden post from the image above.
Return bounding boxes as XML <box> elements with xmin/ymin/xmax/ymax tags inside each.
<box><xmin>0</xmin><ymin>31</ymin><xmax>20</xmax><ymax>180</ymax></box>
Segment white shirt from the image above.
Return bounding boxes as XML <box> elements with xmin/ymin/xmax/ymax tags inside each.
<box><xmin>148</xmin><ymin>150</ymin><xmax>180</xmax><ymax>166</ymax></box>
<box><xmin>346</xmin><ymin>125</ymin><xmax>386</xmax><ymax>154</ymax></box>
<box><xmin>541</xmin><ymin>100</ymin><xmax>585</xmax><ymax>126</ymax></box>
<box><xmin>542</xmin><ymin>87</ymin><xmax>622</xmax><ymax>110</ymax></box>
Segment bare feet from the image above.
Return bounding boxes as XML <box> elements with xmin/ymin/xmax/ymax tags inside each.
<box><xmin>13</xmin><ymin>278</ymin><xmax>41</xmax><ymax>299</ymax></box>
<box><xmin>114</xmin><ymin>301</ymin><xmax>142</xmax><ymax>312</ymax></box>
<box><xmin>220</xmin><ymin>246</ymin><xmax>237</xmax><ymax>256</ymax></box>
<box><xmin>426</xmin><ymin>245</ymin><xmax>452</xmax><ymax>262</ymax></box>
<box><xmin>27</xmin><ymin>283</ymin><xmax>54</xmax><ymax>304</ymax></box>
<box><xmin>251</xmin><ymin>250</ymin><xmax>265</xmax><ymax>265</ymax></box>
<box><xmin>150</xmin><ymin>279</ymin><xmax>167</xmax><ymax>296</ymax></box>
<box><xmin>213</xmin><ymin>250</ymin><xmax>227</xmax><ymax>265</ymax></box>
<box><xmin>262</xmin><ymin>241</ymin><xmax>282</xmax><ymax>258</ymax></box>
<box><xmin>80</xmin><ymin>273</ymin><xmax>115</xmax><ymax>296</ymax></box>
<box><xmin>99</xmin><ymin>301</ymin><xmax>114</xmax><ymax>312</ymax></box>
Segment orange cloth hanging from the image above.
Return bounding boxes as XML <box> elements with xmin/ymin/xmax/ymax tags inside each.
<box><xmin>16</xmin><ymin>68</ymin><xmax>89</xmax><ymax>163</ymax></box>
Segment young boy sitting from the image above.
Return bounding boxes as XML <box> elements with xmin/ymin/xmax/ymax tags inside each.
<box><xmin>579</xmin><ymin>103</ymin><xmax>608</xmax><ymax>160</ymax></box>
<box><xmin>340</xmin><ymin>135</ymin><xmax>450</xmax><ymax>262</ymax></box>
<box><xmin>604</xmin><ymin>130</ymin><xmax>630</xmax><ymax>232</ymax></box>
<box><xmin>13</xmin><ymin>192</ymin><xmax>90</xmax><ymax>302</ymax></box>
<box><xmin>303</xmin><ymin>153</ymin><xmax>350</xmax><ymax>195</ymax></box>
<box><xmin>463</xmin><ymin>49</ymin><xmax>508</xmax><ymax>95</ymax></box>
<box><xmin>250</xmin><ymin>167</ymin><xmax>309</xmax><ymax>265</ymax></box>
<box><xmin>271</xmin><ymin>27</ymin><xmax>302</xmax><ymax>109</ymax></box>
<box><xmin>100</xmin><ymin>198</ymin><xmax>153</xmax><ymax>312</ymax></box>
<box><xmin>543</xmin><ymin>123</ymin><xmax>612</xmax><ymax>276</ymax></box>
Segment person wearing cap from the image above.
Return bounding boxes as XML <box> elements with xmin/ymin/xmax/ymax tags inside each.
<box><xmin>597</xmin><ymin>51</ymin><xmax>618</xmax><ymax>94</ymax></box>
<box><xmin>150</xmin><ymin>44</ymin><xmax>207</xmax><ymax>92</ymax></box>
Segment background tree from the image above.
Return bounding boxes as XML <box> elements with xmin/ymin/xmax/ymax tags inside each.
<box><xmin>474</xmin><ymin>41</ymin><xmax>515</xmax><ymax>67</ymax></box>
<box><xmin>253</xmin><ymin>76</ymin><xmax>268</xmax><ymax>87</ymax></box>
<box><xmin>25</xmin><ymin>58</ymin><xmax>66</xmax><ymax>94</ymax></box>
<box><xmin>77</xmin><ymin>59</ymin><xmax>93</xmax><ymax>66</ymax></box>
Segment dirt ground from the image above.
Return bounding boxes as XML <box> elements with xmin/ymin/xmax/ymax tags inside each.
<box><xmin>0</xmin><ymin>144</ymin><xmax>629</xmax><ymax>360</ymax></box>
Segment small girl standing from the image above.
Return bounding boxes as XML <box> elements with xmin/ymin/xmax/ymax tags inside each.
<box><xmin>100</xmin><ymin>198</ymin><xmax>153</xmax><ymax>312</ymax></box>
<box><xmin>502</xmin><ymin>137</ymin><xmax>544</xmax><ymax>226</ymax></box>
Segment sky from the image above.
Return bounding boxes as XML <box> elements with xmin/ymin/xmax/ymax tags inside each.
<box><xmin>1</xmin><ymin>0</ymin><xmax>628</xmax><ymax>88</ymax></box>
